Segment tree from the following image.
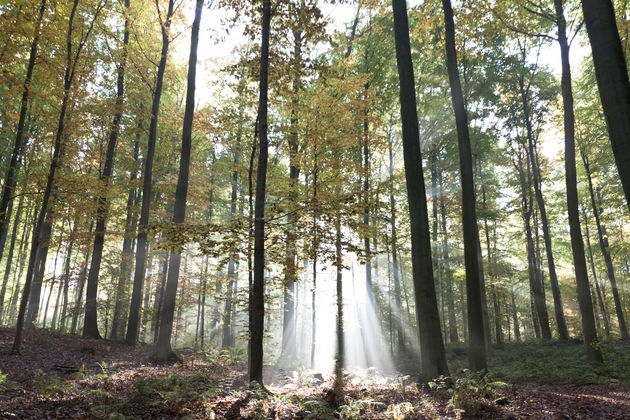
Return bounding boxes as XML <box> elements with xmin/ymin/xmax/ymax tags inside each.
<box><xmin>556</xmin><ymin>0</ymin><xmax>603</xmax><ymax>362</ymax></box>
<box><xmin>83</xmin><ymin>0</ymin><xmax>130</xmax><ymax>339</ymax></box>
<box><xmin>152</xmin><ymin>0</ymin><xmax>204</xmax><ymax>361</ymax></box>
<box><xmin>391</xmin><ymin>0</ymin><xmax>449</xmax><ymax>381</ymax></box>
<box><xmin>249</xmin><ymin>0</ymin><xmax>271</xmax><ymax>386</ymax></box>
<box><xmin>126</xmin><ymin>0</ymin><xmax>176</xmax><ymax>345</ymax></box>
<box><xmin>441</xmin><ymin>0</ymin><xmax>487</xmax><ymax>371</ymax></box>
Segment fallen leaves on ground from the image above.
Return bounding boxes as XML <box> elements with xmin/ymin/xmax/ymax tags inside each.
<box><xmin>1</xmin><ymin>329</ymin><xmax>629</xmax><ymax>419</ymax></box>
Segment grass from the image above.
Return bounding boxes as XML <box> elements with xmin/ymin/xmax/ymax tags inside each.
<box><xmin>445</xmin><ymin>340</ymin><xmax>630</xmax><ymax>385</ymax></box>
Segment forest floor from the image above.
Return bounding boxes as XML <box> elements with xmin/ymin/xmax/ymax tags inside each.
<box><xmin>1</xmin><ymin>329</ymin><xmax>630</xmax><ymax>419</ymax></box>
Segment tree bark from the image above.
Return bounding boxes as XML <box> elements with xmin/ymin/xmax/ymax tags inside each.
<box><xmin>582</xmin><ymin>207</ymin><xmax>611</xmax><ymax>336</ymax></box>
<box><xmin>84</xmin><ymin>0</ymin><xmax>130</xmax><ymax>339</ymax></box>
<box><xmin>249</xmin><ymin>0</ymin><xmax>271</xmax><ymax>385</ymax></box>
<box><xmin>0</xmin><ymin>191</ymin><xmax>23</xmax><ymax>320</ymax></box>
<box><xmin>518</xmin><ymin>74</ymin><xmax>569</xmax><ymax>340</ymax></box>
<box><xmin>441</xmin><ymin>0</ymin><xmax>487</xmax><ymax>370</ymax></box>
<box><xmin>152</xmin><ymin>0</ymin><xmax>202</xmax><ymax>361</ymax></box>
<box><xmin>111</xmin><ymin>122</ymin><xmax>141</xmax><ymax>341</ymax></box>
<box><xmin>392</xmin><ymin>0</ymin><xmax>449</xmax><ymax>380</ymax></box>
<box><xmin>126</xmin><ymin>0</ymin><xmax>175</xmax><ymax>345</ymax></box>
<box><xmin>581</xmin><ymin>0</ymin><xmax>630</xmax><ymax>212</ymax></box>
<box><xmin>388</xmin><ymin>136</ymin><xmax>406</xmax><ymax>353</ymax></box>
<box><xmin>581</xmin><ymin>150</ymin><xmax>628</xmax><ymax>338</ymax></box>
<box><xmin>281</xmin><ymin>30</ymin><xmax>302</xmax><ymax>360</ymax></box>
<box><xmin>556</xmin><ymin>0</ymin><xmax>603</xmax><ymax>362</ymax></box>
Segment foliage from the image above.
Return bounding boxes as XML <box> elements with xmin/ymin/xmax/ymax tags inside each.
<box><xmin>447</xmin><ymin>371</ymin><xmax>511</xmax><ymax>416</ymax></box>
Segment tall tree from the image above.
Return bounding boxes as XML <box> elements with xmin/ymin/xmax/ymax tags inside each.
<box><xmin>249</xmin><ymin>0</ymin><xmax>271</xmax><ymax>386</ymax></box>
<box><xmin>152</xmin><ymin>0</ymin><xmax>203</xmax><ymax>360</ymax></box>
<box><xmin>556</xmin><ymin>0</ymin><xmax>603</xmax><ymax>362</ymax></box>
<box><xmin>83</xmin><ymin>0</ymin><xmax>130</xmax><ymax>339</ymax></box>
<box><xmin>441</xmin><ymin>0</ymin><xmax>487</xmax><ymax>370</ymax></box>
<box><xmin>126</xmin><ymin>0</ymin><xmax>176</xmax><ymax>345</ymax></box>
<box><xmin>391</xmin><ymin>0</ymin><xmax>449</xmax><ymax>381</ymax></box>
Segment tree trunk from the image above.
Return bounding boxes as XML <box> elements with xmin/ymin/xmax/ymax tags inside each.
<box><xmin>223</xmin><ymin>132</ymin><xmax>239</xmax><ymax>348</ymax></box>
<box><xmin>84</xmin><ymin>0</ymin><xmax>130</xmax><ymax>339</ymax></box>
<box><xmin>126</xmin><ymin>0</ymin><xmax>175</xmax><ymax>345</ymax></box>
<box><xmin>281</xmin><ymin>30</ymin><xmax>302</xmax><ymax>360</ymax></box>
<box><xmin>388</xmin><ymin>136</ymin><xmax>406</xmax><ymax>353</ymax></box>
<box><xmin>111</xmin><ymin>122</ymin><xmax>141</xmax><ymax>341</ymax></box>
<box><xmin>511</xmin><ymin>290</ymin><xmax>521</xmax><ymax>342</ymax></box>
<box><xmin>581</xmin><ymin>151</ymin><xmax>628</xmax><ymax>338</ymax></box>
<box><xmin>392</xmin><ymin>0</ymin><xmax>449</xmax><ymax>380</ymax></box>
<box><xmin>249</xmin><ymin>0</ymin><xmax>271</xmax><ymax>385</ymax></box>
<box><xmin>152</xmin><ymin>0</ymin><xmax>202</xmax><ymax>360</ymax></box>
<box><xmin>333</xmin><ymin>210</ymin><xmax>344</xmax><ymax>399</ymax></box>
<box><xmin>556</xmin><ymin>0</ymin><xmax>603</xmax><ymax>362</ymax></box>
<box><xmin>58</xmin><ymin>223</ymin><xmax>74</xmax><ymax>332</ymax></box>
<box><xmin>518</xmin><ymin>75</ymin><xmax>569</xmax><ymax>340</ymax></box>
<box><xmin>581</xmin><ymin>0</ymin><xmax>630</xmax><ymax>212</ymax></box>
<box><xmin>151</xmin><ymin>250</ymin><xmax>168</xmax><ymax>344</ymax></box>
<box><xmin>583</xmin><ymin>207</ymin><xmax>611</xmax><ymax>336</ymax></box>
<box><xmin>441</xmin><ymin>0</ymin><xmax>487</xmax><ymax>370</ymax></box>
<box><xmin>71</xmin><ymin>223</ymin><xmax>93</xmax><ymax>335</ymax></box>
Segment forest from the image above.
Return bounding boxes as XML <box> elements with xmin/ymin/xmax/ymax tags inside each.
<box><xmin>0</xmin><ymin>0</ymin><xmax>630</xmax><ymax>418</ymax></box>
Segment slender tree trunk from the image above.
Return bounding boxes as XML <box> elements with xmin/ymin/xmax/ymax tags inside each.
<box><xmin>333</xmin><ymin>210</ymin><xmax>344</xmax><ymax>401</ymax></box>
<box><xmin>310</xmin><ymin>154</ymin><xmax>318</xmax><ymax>368</ymax></box>
<box><xmin>249</xmin><ymin>0</ymin><xmax>271</xmax><ymax>385</ymax></box>
<box><xmin>581</xmin><ymin>0</ymin><xmax>630</xmax><ymax>212</ymax></box>
<box><xmin>152</xmin><ymin>0</ymin><xmax>202</xmax><ymax>360</ymax></box>
<box><xmin>281</xmin><ymin>31</ymin><xmax>302</xmax><ymax>360</ymax></box>
<box><xmin>581</xmin><ymin>151</ymin><xmax>628</xmax><ymax>338</ymax></box>
<box><xmin>71</xmin><ymin>225</ymin><xmax>92</xmax><ymax>335</ymax></box>
<box><xmin>438</xmin><ymin>172</ymin><xmax>458</xmax><ymax>343</ymax></box>
<box><xmin>441</xmin><ymin>0</ymin><xmax>487</xmax><ymax>370</ymax></box>
<box><xmin>151</xmin><ymin>250</ymin><xmax>168</xmax><ymax>344</ymax></box>
<box><xmin>511</xmin><ymin>290</ymin><xmax>521</xmax><ymax>342</ymax></box>
<box><xmin>518</xmin><ymin>76</ymin><xmax>569</xmax><ymax>340</ymax></box>
<box><xmin>111</xmin><ymin>124</ymin><xmax>141</xmax><ymax>341</ymax></box>
<box><xmin>42</xmin><ymin>240</ymin><xmax>62</xmax><ymax>327</ymax></box>
<box><xmin>224</xmin><ymin>133</ymin><xmax>240</xmax><ymax>348</ymax></box>
<box><xmin>392</xmin><ymin>0</ymin><xmax>449</xmax><ymax>380</ymax></box>
<box><xmin>583</xmin><ymin>207</ymin><xmax>611</xmax><ymax>336</ymax></box>
<box><xmin>58</xmin><ymin>223</ymin><xmax>74</xmax><ymax>331</ymax></box>
<box><xmin>0</xmin><ymin>0</ymin><xmax>47</xmax><ymax>260</ymax></box>
<box><xmin>126</xmin><ymin>0</ymin><xmax>175</xmax><ymax>345</ymax></box>
<box><xmin>84</xmin><ymin>0</ymin><xmax>130</xmax><ymax>338</ymax></box>
<box><xmin>200</xmin><ymin>257</ymin><xmax>208</xmax><ymax>349</ymax></box>
<box><xmin>0</xmin><ymin>174</ymin><xmax>17</xmax><ymax>269</ymax></box>
<box><xmin>388</xmin><ymin>137</ymin><xmax>405</xmax><ymax>353</ymax></box>
<box><xmin>6</xmin><ymin>207</ymin><xmax>33</xmax><ymax>325</ymax></box>
<box><xmin>556</xmin><ymin>0</ymin><xmax>603</xmax><ymax>362</ymax></box>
